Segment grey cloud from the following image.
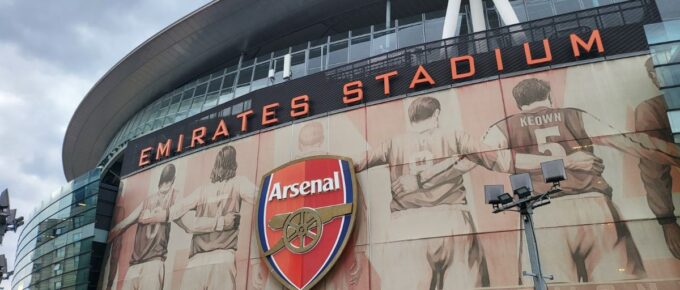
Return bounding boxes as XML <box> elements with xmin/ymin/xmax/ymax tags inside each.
<box><xmin>0</xmin><ymin>1</ymin><xmax>211</xmax><ymax>288</ymax></box>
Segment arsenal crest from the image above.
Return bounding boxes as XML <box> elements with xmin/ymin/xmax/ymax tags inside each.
<box><xmin>256</xmin><ymin>156</ymin><xmax>358</xmax><ymax>290</ymax></box>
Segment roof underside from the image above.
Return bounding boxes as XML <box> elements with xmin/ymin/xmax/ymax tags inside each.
<box><xmin>62</xmin><ymin>0</ymin><xmax>447</xmax><ymax>180</ymax></box>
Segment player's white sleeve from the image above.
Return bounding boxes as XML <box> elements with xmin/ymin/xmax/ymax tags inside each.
<box><xmin>480</xmin><ymin>125</ymin><xmax>513</xmax><ymax>173</ymax></box>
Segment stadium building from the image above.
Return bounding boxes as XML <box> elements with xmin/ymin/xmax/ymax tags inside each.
<box><xmin>11</xmin><ymin>0</ymin><xmax>680</xmax><ymax>289</ymax></box>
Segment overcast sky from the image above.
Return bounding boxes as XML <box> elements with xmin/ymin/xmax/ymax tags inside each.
<box><xmin>0</xmin><ymin>1</ymin><xmax>211</xmax><ymax>288</ymax></box>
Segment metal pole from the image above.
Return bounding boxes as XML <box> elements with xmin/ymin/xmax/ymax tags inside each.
<box><xmin>521</xmin><ymin>205</ymin><xmax>548</xmax><ymax>290</ymax></box>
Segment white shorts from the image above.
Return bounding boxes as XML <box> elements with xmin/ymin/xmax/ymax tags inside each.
<box><xmin>372</xmin><ymin>207</ymin><xmax>488</xmax><ymax>290</ymax></box>
<box><xmin>179</xmin><ymin>249</ymin><xmax>236</xmax><ymax>290</ymax></box>
<box><xmin>121</xmin><ymin>259</ymin><xmax>164</xmax><ymax>290</ymax></box>
<box><xmin>523</xmin><ymin>193</ymin><xmax>645</xmax><ymax>284</ymax></box>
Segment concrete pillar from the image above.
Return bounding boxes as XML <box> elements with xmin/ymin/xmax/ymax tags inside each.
<box><xmin>469</xmin><ymin>0</ymin><xmax>487</xmax><ymax>32</ymax></box>
<box><xmin>492</xmin><ymin>0</ymin><xmax>520</xmax><ymax>26</ymax></box>
<box><xmin>442</xmin><ymin>0</ymin><xmax>462</xmax><ymax>39</ymax></box>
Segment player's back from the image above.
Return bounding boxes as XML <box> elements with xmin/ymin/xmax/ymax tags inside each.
<box><xmin>387</xmin><ymin>128</ymin><xmax>469</xmax><ymax>211</ymax></box>
<box><xmin>500</xmin><ymin>106</ymin><xmax>612</xmax><ymax>197</ymax></box>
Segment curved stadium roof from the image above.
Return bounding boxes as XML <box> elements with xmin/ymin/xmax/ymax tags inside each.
<box><xmin>62</xmin><ymin>0</ymin><xmax>444</xmax><ymax>180</ymax></box>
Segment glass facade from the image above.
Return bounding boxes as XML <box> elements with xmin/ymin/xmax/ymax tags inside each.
<box><xmin>11</xmin><ymin>169</ymin><xmax>114</xmax><ymax>290</ymax></box>
<box><xmin>99</xmin><ymin>0</ymin><xmax>630</xmax><ymax>168</ymax></box>
<box><xmin>645</xmin><ymin>19</ymin><xmax>680</xmax><ymax>142</ymax></box>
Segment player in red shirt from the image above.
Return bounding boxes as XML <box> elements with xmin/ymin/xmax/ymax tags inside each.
<box><xmin>635</xmin><ymin>58</ymin><xmax>680</xmax><ymax>260</ymax></box>
<box><xmin>483</xmin><ymin>77</ymin><xmax>680</xmax><ymax>283</ymax></box>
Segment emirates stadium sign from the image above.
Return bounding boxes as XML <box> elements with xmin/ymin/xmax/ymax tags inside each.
<box><xmin>256</xmin><ymin>156</ymin><xmax>358</xmax><ymax>290</ymax></box>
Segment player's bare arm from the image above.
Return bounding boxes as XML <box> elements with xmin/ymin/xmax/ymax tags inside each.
<box><xmin>354</xmin><ymin>140</ymin><xmax>390</xmax><ymax>172</ymax></box>
<box><xmin>108</xmin><ymin>204</ymin><xmax>143</xmax><ymax>240</ymax></box>
<box><xmin>583</xmin><ymin>112</ymin><xmax>680</xmax><ymax>166</ymax></box>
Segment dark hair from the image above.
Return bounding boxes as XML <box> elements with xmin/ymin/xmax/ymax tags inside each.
<box><xmin>158</xmin><ymin>164</ymin><xmax>176</xmax><ymax>187</ymax></box>
<box><xmin>211</xmin><ymin>145</ymin><xmax>237</xmax><ymax>183</ymax></box>
<box><xmin>512</xmin><ymin>78</ymin><xmax>551</xmax><ymax>108</ymax></box>
<box><xmin>408</xmin><ymin>96</ymin><xmax>440</xmax><ymax>123</ymax></box>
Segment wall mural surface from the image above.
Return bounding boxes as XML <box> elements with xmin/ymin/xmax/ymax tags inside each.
<box><xmin>101</xmin><ymin>55</ymin><xmax>680</xmax><ymax>290</ymax></box>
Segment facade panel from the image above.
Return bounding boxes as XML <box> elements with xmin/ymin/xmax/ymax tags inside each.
<box><xmin>101</xmin><ymin>55</ymin><xmax>680</xmax><ymax>289</ymax></box>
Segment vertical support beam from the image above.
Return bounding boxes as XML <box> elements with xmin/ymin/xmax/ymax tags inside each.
<box><xmin>442</xmin><ymin>0</ymin><xmax>462</xmax><ymax>39</ymax></box>
<box><xmin>469</xmin><ymin>0</ymin><xmax>487</xmax><ymax>32</ymax></box>
<box><xmin>492</xmin><ymin>0</ymin><xmax>520</xmax><ymax>26</ymax></box>
<box><xmin>386</xmin><ymin>0</ymin><xmax>392</xmax><ymax>29</ymax></box>
<box><xmin>522</xmin><ymin>206</ymin><xmax>548</xmax><ymax>290</ymax></box>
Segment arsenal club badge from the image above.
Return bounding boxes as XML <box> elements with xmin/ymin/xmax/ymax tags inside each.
<box><xmin>256</xmin><ymin>156</ymin><xmax>358</xmax><ymax>290</ymax></box>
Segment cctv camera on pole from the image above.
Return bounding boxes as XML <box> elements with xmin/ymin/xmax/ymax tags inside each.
<box><xmin>483</xmin><ymin>159</ymin><xmax>566</xmax><ymax>290</ymax></box>
<box><xmin>0</xmin><ymin>189</ymin><xmax>25</xmax><ymax>244</ymax></box>
<box><xmin>0</xmin><ymin>254</ymin><xmax>11</xmax><ymax>280</ymax></box>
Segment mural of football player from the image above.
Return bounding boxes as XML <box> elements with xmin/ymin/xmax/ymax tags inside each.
<box><xmin>108</xmin><ymin>163</ymin><xmax>179</xmax><ymax>290</ymax></box>
<box><xmin>296</xmin><ymin>120</ymin><xmax>376</xmax><ymax>290</ymax></box>
<box><xmin>482</xmin><ymin>78</ymin><xmax>680</xmax><ymax>283</ymax></box>
<box><xmin>169</xmin><ymin>145</ymin><xmax>255</xmax><ymax>290</ymax></box>
<box><xmin>635</xmin><ymin>57</ymin><xmax>680</xmax><ymax>260</ymax></box>
<box><xmin>354</xmin><ymin>96</ymin><xmax>491</xmax><ymax>290</ymax></box>
<box><xmin>102</xmin><ymin>204</ymin><xmax>124</xmax><ymax>290</ymax></box>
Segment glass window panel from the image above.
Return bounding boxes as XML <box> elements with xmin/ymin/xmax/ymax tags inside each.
<box><xmin>424</xmin><ymin>17</ymin><xmax>445</xmax><ymax>42</ymax></box>
<box><xmin>241</xmin><ymin>58</ymin><xmax>255</xmax><ymax>67</ymax></box>
<box><xmin>251</xmin><ymin>62</ymin><xmax>271</xmax><ymax>91</ymax></box>
<box><xmin>194</xmin><ymin>83</ymin><xmax>208</xmax><ymax>96</ymax></box>
<box><xmin>372</xmin><ymin>30</ymin><xmax>396</xmax><ymax>55</ymax></box>
<box><xmin>397</xmin><ymin>23</ymin><xmax>424</xmax><ymax>48</ymax></box>
<box><xmin>290</xmin><ymin>52</ymin><xmax>306</xmax><ymax>79</ymax></box>
<box><xmin>189</xmin><ymin>95</ymin><xmax>206</xmax><ymax>115</ymax></box>
<box><xmin>554</xmin><ymin>0</ymin><xmax>581</xmax><ymax>15</ymax></box>
<box><xmin>225</xmin><ymin>64</ymin><xmax>239</xmax><ymax>74</ymax></box>
<box><xmin>328</xmin><ymin>41</ymin><xmax>349</xmax><ymax>68</ymax></box>
<box><xmin>219</xmin><ymin>88</ymin><xmax>234</xmax><ymax>104</ymax></box>
<box><xmin>271</xmin><ymin>57</ymin><xmax>284</xmax><ymax>84</ymax></box>
<box><xmin>668</xmin><ymin>110</ymin><xmax>680</xmax><ymax>133</ymax></box>
<box><xmin>657</xmin><ymin>63</ymin><xmax>680</xmax><ymax>88</ymax></box>
<box><xmin>352</xmin><ymin>26</ymin><xmax>371</xmax><ymax>36</ymax></box>
<box><xmin>398</xmin><ymin>14</ymin><xmax>422</xmax><ymax>26</ymax></box>
<box><xmin>232</xmin><ymin>102</ymin><xmax>244</xmax><ymax>114</ymax></box>
<box><xmin>178</xmin><ymin>99</ymin><xmax>192</xmax><ymax>112</ymax></box>
<box><xmin>203</xmin><ymin>92</ymin><xmax>219</xmax><ymax>110</ymax></box>
<box><xmin>330</xmin><ymin>32</ymin><xmax>348</xmax><ymax>42</ymax></box>
<box><xmin>663</xmin><ymin>87</ymin><xmax>680</xmax><ymax>110</ymax></box>
<box><xmin>350</xmin><ymin>36</ymin><xmax>371</xmax><ymax>62</ymax></box>
<box><xmin>237</xmin><ymin>67</ymin><xmax>253</xmax><ymax>85</ymax></box>
<box><xmin>526</xmin><ymin>0</ymin><xmax>555</xmax><ymax>20</ymax></box>
<box><xmin>207</xmin><ymin>78</ymin><xmax>222</xmax><ymax>93</ymax></box>
<box><xmin>308</xmin><ymin>47</ymin><xmax>325</xmax><ymax>74</ymax></box>
<box><xmin>222</xmin><ymin>73</ymin><xmax>236</xmax><ymax>90</ymax></box>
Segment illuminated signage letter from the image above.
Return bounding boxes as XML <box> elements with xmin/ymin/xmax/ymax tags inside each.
<box><xmin>450</xmin><ymin>55</ymin><xmax>475</xmax><ymax>80</ymax></box>
<box><xmin>409</xmin><ymin>65</ymin><xmax>435</xmax><ymax>89</ymax></box>
<box><xmin>291</xmin><ymin>95</ymin><xmax>310</xmax><ymax>118</ymax></box>
<box><xmin>237</xmin><ymin>110</ymin><xmax>254</xmax><ymax>132</ymax></box>
<box><xmin>343</xmin><ymin>81</ymin><xmax>363</xmax><ymax>104</ymax></box>
<box><xmin>139</xmin><ymin>147</ymin><xmax>153</xmax><ymax>167</ymax></box>
<box><xmin>570</xmin><ymin>29</ymin><xmax>604</xmax><ymax>57</ymax></box>
<box><xmin>262</xmin><ymin>103</ymin><xmax>280</xmax><ymax>126</ymax></box>
<box><xmin>212</xmin><ymin>119</ymin><xmax>230</xmax><ymax>141</ymax></box>
<box><xmin>495</xmin><ymin>48</ymin><xmax>504</xmax><ymax>71</ymax></box>
<box><xmin>156</xmin><ymin>139</ymin><xmax>172</xmax><ymax>160</ymax></box>
<box><xmin>524</xmin><ymin>39</ymin><xmax>553</xmax><ymax>65</ymax></box>
<box><xmin>190</xmin><ymin>127</ymin><xmax>207</xmax><ymax>148</ymax></box>
<box><xmin>375</xmin><ymin>71</ymin><xmax>398</xmax><ymax>95</ymax></box>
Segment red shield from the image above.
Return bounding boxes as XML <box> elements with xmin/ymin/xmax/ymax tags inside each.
<box><xmin>256</xmin><ymin>156</ymin><xmax>358</xmax><ymax>290</ymax></box>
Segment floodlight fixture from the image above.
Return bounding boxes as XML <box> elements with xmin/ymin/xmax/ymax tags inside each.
<box><xmin>0</xmin><ymin>189</ymin><xmax>8</xmax><ymax>210</ymax></box>
<box><xmin>497</xmin><ymin>193</ymin><xmax>514</xmax><ymax>205</ymax></box>
<box><xmin>0</xmin><ymin>254</ymin><xmax>5</xmax><ymax>274</ymax></box>
<box><xmin>515</xmin><ymin>186</ymin><xmax>532</xmax><ymax>199</ymax></box>
<box><xmin>484</xmin><ymin>185</ymin><xmax>505</xmax><ymax>205</ymax></box>
<box><xmin>510</xmin><ymin>173</ymin><xmax>533</xmax><ymax>197</ymax></box>
<box><xmin>541</xmin><ymin>159</ymin><xmax>566</xmax><ymax>184</ymax></box>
